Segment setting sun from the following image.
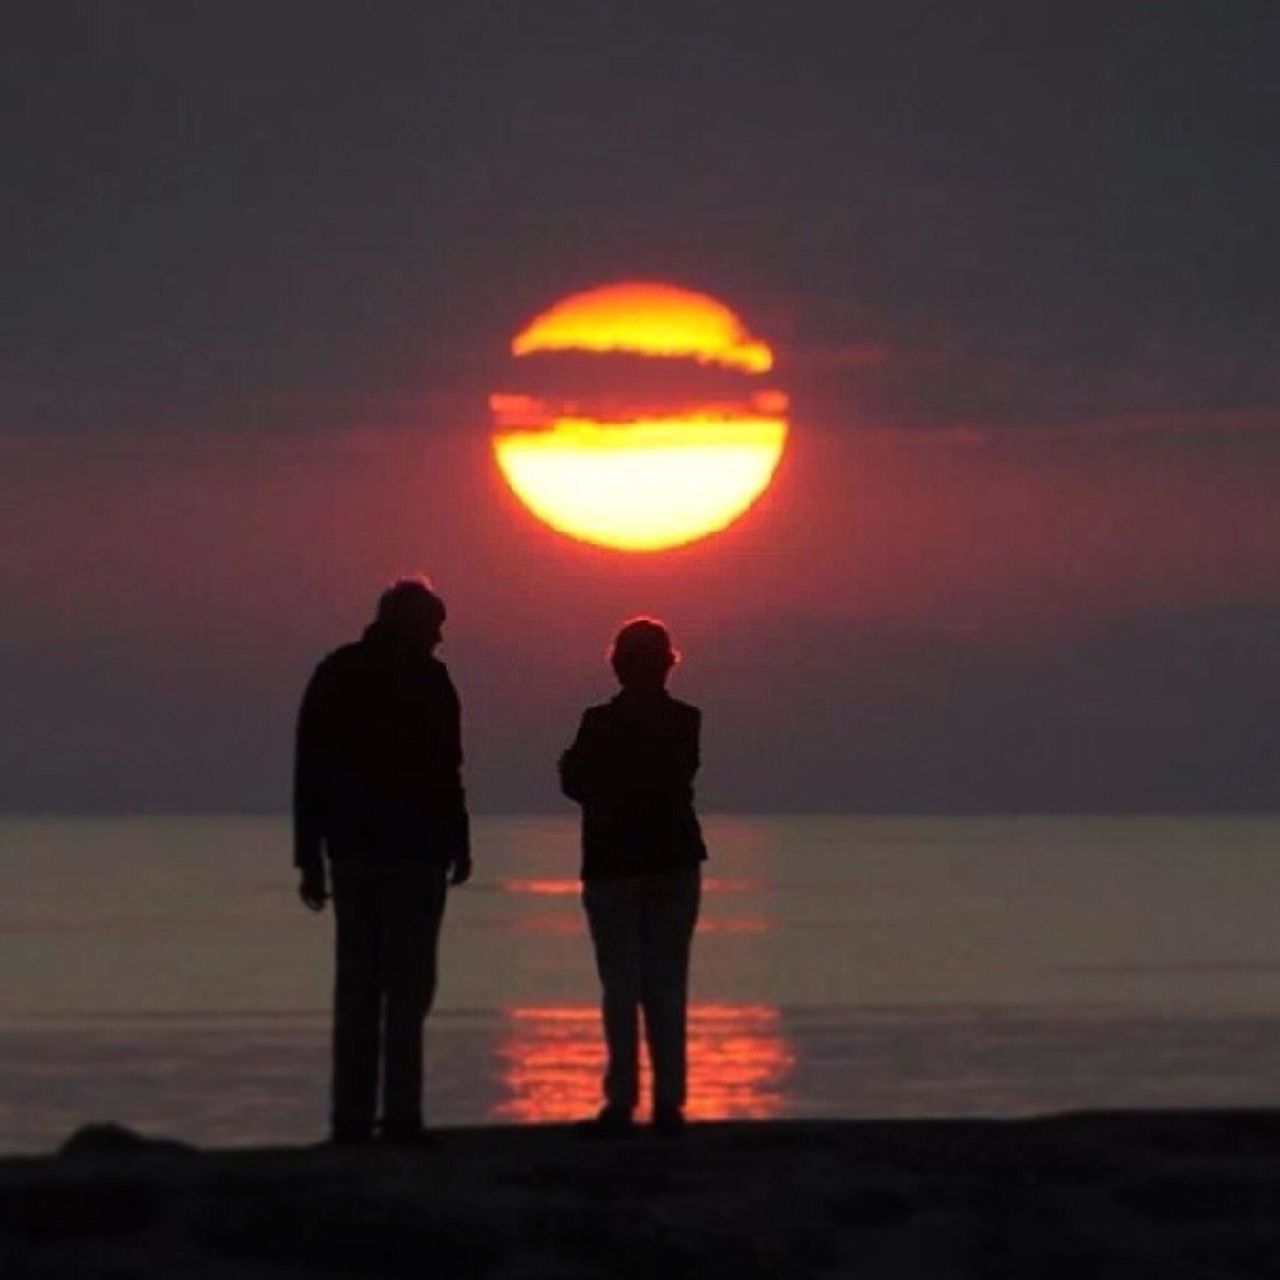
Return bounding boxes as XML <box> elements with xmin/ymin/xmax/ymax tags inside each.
<box><xmin>511</xmin><ymin>281</ymin><xmax>774</xmax><ymax>373</ymax></box>
<box><xmin>493</xmin><ymin>281</ymin><xmax>788</xmax><ymax>551</ymax></box>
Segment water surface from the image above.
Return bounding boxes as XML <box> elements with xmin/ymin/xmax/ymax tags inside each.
<box><xmin>2</xmin><ymin>815</ymin><xmax>1278</xmax><ymax>1150</ymax></box>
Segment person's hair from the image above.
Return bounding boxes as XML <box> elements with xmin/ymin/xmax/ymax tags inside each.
<box><xmin>376</xmin><ymin>576</ymin><xmax>446</xmax><ymax>634</ymax></box>
<box><xmin>610</xmin><ymin>617</ymin><xmax>678</xmax><ymax>687</ymax></box>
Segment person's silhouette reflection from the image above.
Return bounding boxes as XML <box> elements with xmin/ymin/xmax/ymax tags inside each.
<box><xmin>293</xmin><ymin>578</ymin><xmax>471</xmax><ymax>1144</ymax></box>
<box><xmin>560</xmin><ymin>618</ymin><xmax>706</xmax><ymax>1136</ymax></box>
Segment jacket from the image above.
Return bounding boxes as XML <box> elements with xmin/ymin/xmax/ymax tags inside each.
<box><xmin>293</xmin><ymin>624</ymin><xmax>469</xmax><ymax>874</ymax></box>
<box><xmin>559</xmin><ymin>688</ymin><xmax>707</xmax><ymax>880</ymax></box>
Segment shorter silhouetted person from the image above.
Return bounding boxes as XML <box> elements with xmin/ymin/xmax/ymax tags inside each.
<box><xmin>293</xmin><ymin>578</ymin><xmax>471</xmax><ymax>1144</ymax></box>
<box><xmin>559</xmin><ymin>618</ymin><xmax>707</xmax><ymax>1136</ymax></box>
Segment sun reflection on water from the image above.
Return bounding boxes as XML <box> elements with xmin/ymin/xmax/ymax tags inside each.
<box><xmin>491</xmin><ymin>1003</ymin><xmax>794</xmax><ymax>1123</ymax></box>
<box><xmin>502</xmin><ymin>877</ymin><xmax>761</xmax><ymax>895</ymax></box>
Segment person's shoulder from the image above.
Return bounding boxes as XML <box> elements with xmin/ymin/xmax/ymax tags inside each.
<box><xmin>580</xmin><ymin>701</ymin><xmax>614</xmax><ymax>726</ymax></box>
<box><xmin>313</xmin><ymin>642</ymin><xmax>363</xmax><ymax>678</ymax></box>
<box><xmin>302</xmin><ymin>643</ymin><xmax>364</xmax><ymax>704</ymax></box>
<box><xmin>665</xmin><ymin>695</ymin><xmax>702</xmax><ymax>724</ymax></box>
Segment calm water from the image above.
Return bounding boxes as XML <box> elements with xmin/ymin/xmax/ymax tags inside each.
<box><xmin>2</xmin><ymin>814</ymin><xmax>1279</xmax><ymax>1151</ymax></box>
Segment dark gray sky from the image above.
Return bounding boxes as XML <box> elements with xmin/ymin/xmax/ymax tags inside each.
<box><xmin>3</xmin><ymin>2</ymin><xmax>1278</xmax><ymax>812</ymax></box>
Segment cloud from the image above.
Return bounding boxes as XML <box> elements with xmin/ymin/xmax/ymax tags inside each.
<box><xmin>791</xmin><ymin>322</ymin><xmax>1280</xmax><ymax>439</ymax></box>
<box><xmin>783</xmin><ymin>340</ymin><xmax>893</xmax><ymax>370</ymax></box>
<box><xmin>1027</xmin><ymin>408</ymin><xmax>1280</xmax><ymax>443</ymax></box>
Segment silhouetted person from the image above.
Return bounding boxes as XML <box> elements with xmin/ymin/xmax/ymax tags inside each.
<box><xmin>559</xmin><ymin>618</ymin><xmax>706</xmax><ymax>1136</ymax></box>
<box><xmin>293</xmin><ymin>578</ymin><xmax>471</xmax><ymax>1144</ymax></box>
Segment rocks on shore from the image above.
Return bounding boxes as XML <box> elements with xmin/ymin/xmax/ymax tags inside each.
<box><xmin>1</xmin><ymin>1113</ymin><xmax>1279</xmax><ymax>1278</ymax></box>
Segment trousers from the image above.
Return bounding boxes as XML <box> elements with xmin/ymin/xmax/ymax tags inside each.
<box><xmin>330</xmin><ymin>861</ymin><xmax>448</xmax><ymax>1137</ymax></box>
<box><xmin>582</xmin><ymin>867</ymin><xmax>701</xmax><ymax>1112</ymax></box>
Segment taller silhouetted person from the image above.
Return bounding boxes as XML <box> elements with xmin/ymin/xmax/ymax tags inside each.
<box><xmin>560</xmin><ymin>618</ymin><xmax>706</xmax><ymax>1137</ymax></box>
<box><xmin>293</xmin><ymin>578</ymin><xmax>471</xmax><ymax>1144</ymax></box>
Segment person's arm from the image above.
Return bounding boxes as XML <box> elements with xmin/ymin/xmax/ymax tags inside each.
<box><xmin>293</xmin><ymin>665</ymin><xmax>330</xmax><ymax>910</ymax></box>
<box><xmin>678</xmin><ymin>707</ymin><xmax>702</xmax><ymax>788</ymax></box>
<box><xmin>438</xmin><ymin>668</ymin><xmax>472</xmax><ymax>885</ymax></box>
<box><xmin>637</xmin><ymin>705</ymin><xmax>701</xmax><ymax>805</ymax></box>
<box><xmin>558</xmin><ymin>710</ymin><xmax>600</xmax><ymax>804</ymax></box>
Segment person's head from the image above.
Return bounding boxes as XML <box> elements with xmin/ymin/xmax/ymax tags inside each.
<box><xmin>374</xmin><ymin>577</ymin><xmax>446</xmax><ymax>650</ymax></box>
<box><xmin>610</xmin><ymin>617</ymin><xmax>678</xmax><ymax>690</ymax></box>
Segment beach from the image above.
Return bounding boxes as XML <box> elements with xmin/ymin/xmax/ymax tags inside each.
<box><xmin>4</xmin><ymin>1112</ymin><xmax>1279</xmax><ymax>1278</ymax></box>
<box><xmin>6</xmin><ymin>817</ymin><xmax>1279</xmax><ymax>1275</ymax></box>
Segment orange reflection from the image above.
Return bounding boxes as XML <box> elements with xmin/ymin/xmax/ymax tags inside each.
<box><xmin>491</xmin><ymin>1003</ymin><xmax>794</xmax><ymax>1123</ymax></box>
<box><xmin>504</xmin><ymin>878</ymin><xmax>580</xmax><ymax>896</ymax></box>
<box><xmin>512</xmin><ymin>281</ymin><xmax>773</xmax><ymax>372</ymax></box>
<box><xmin>502</xmin><ymin>876</ymin><xmax>761</xmax><ymax>896</ymax></box>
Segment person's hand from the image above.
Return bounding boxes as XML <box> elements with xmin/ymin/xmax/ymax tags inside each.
<box><xmin>447</xmin><ymin>850</ymin><xmax>473</xmax><ymax>887</ymax></box>
<box><xmin>299</xmin><ymin>869</ymin><xmax>329</xmax><ymax>911</ymax></box>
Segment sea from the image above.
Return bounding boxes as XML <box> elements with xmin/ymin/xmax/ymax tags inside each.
<box><xmin>2</xmin><ymin>814</ymin><xmax>1279</xmax><ymax>1153</ymax></box>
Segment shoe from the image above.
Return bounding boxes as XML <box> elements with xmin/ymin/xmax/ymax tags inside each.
<box><xmin>575</xmin><ymin>1106</ymin><xmax>636</xmax><ymax>1139</ymax></box>
<box><xmin>652</xmin><ymin>1105</ymin><xmax>686</xmax><ymax>1137</ymax></box>
<box><xmin>379</xmin><ymin>1119</ymin><xmax>437</xmax><ymax>1147</ymax></box>
<box><xmin>326</xmin><ymin>1128</ymin><xmax>374</xmax><ymax>1147</ymax></box>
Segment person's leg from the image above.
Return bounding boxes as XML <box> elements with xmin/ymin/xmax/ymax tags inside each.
<box><xmin>582</xmin><ymin>878</ymin><xmax>643</xmax><ymax>1115</ymax></box>
<box><xmin>379</xmin><ymin>864</ymin><xmax>449</xmax><ymax>1135</ymax></box>
<box><xmin>639</xmin><ymin>869</ymin><xmax>701</xmax><ymax>1116</ymax></box>
<box><xmin>330</xmin><ymin>863</ymin><xmax>382</xmax><ymax>1140</ymax></box>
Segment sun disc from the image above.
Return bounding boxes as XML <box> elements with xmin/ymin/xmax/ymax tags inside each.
<box><xmin>492</xmin><ymin>281</ymin><xmax>788</xmax><ymax>551</ymax></box>
<box><xmin>494</xmin><ymin>417</ymin><xmax>787</xmax><ymax>551</ymax></box>
<box><xmin>512</xmin><ymin>282</ymin><xmax>773</xmax><ymax>373</ymax></box>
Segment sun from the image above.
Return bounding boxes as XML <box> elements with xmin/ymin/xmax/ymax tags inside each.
<box><xmin>491</xmin><ymin>282</ymin><xmax>788</xmax><ymax>552</ymax></box>
<box><xmin>511</xmin><ymin>281</ymin><xmax>774</xmax><ymax>373</ymax></box>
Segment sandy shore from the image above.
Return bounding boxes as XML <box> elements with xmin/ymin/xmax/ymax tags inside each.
<box><xmin>2</xmin><ymin>1112</ymin><xmax>1279</xmax><ymax>1277</ymax></box>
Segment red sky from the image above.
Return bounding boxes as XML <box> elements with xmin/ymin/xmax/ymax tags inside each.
<box><xmin>4</xmin><ymin>4</ymin><xmax>1278</xmax><ymax>812</ymax></box>
<box><xmin>4</xmin><ymin>401</ymin><xmax>1276</xmax><ymax>812</ymax></box>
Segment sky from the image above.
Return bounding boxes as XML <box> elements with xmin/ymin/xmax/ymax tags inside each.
<box><xmin>3</xmin><ymin>2</ymin><xmax>1278</xmax><ymax>813</ymax></box>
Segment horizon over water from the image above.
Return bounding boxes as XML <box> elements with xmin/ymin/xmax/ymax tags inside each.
<box><xmin>2</xmin><ymin>813</ymin><xmax>1280</xmax><ymax>1152</ymax></box>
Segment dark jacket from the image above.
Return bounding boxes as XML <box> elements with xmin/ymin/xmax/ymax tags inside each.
<box><xmin>293</xmin><ymin>624</ymin><xmax>469</xmax><ymax>874</ymax></box>
<box><xmin>559</xmin><ymin>688</ymin><xmax>707</xmax><ymax>881</ymax></box>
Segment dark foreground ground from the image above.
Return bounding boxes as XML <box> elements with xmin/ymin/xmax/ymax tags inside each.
<box><xmin>3</xmin><ymin>1112</ymin><xmax>1280</xmax><ymax>1279</ymax></box>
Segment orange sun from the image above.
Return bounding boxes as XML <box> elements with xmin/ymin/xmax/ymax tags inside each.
<box><xmin>491</xmin><ymin>282</ymin><xmax>788</xmax><ymax>551</ymax></box>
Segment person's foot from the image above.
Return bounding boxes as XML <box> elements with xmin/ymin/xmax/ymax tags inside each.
<box><xmin>575</xmin><ymin>1105</ymin><xmax>636</xmax><ymax>1139</ymax></box>
<box><xmin>379</xmin><ymin>1119</ymin><xmax>437</xmax><ymax>1147</ymax></box>
<box><xmin>325</xmin><ymin>1126</ymin><xmax>374</xmax><ymax>1147</ymax></box>
<box><xmin>652</xmin><ymin>1105</ymin><xmax>686</xmax><ymax>1137</ymax></box>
